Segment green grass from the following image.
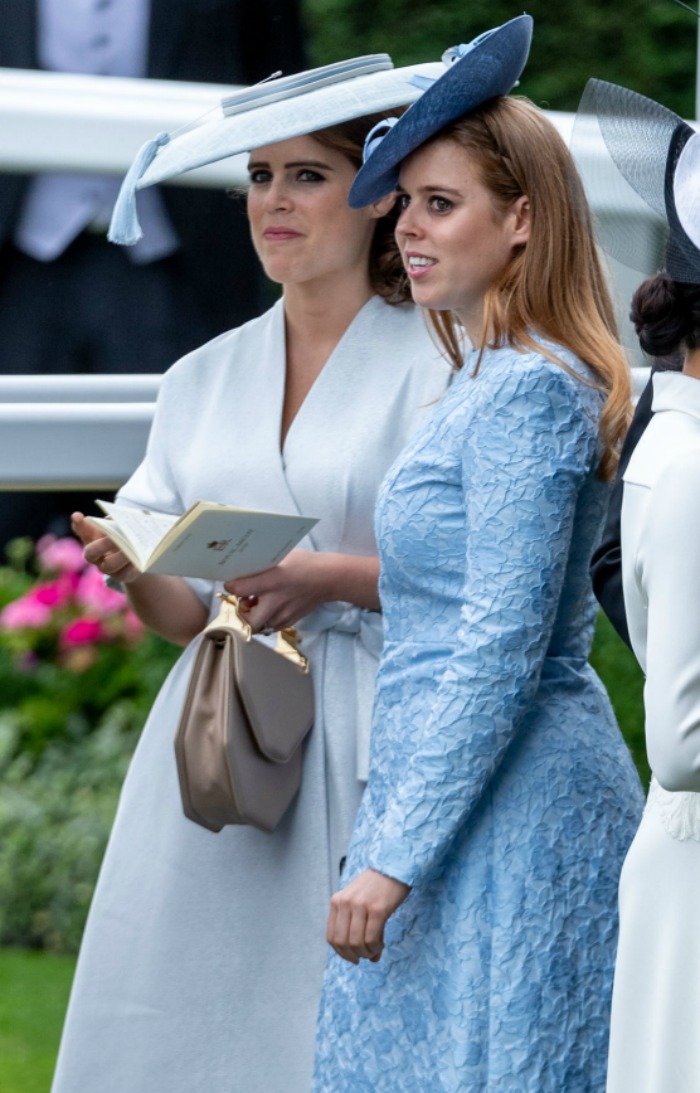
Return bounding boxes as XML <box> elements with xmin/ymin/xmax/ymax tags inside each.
<box><xmin>0</xmin><ymin>949</ymin><xmax>75</xmax><ymax>1093</ymax></box>
<box><xmin>590</xmin><ymin>610</ymin><xmax>649</xmax><ymax>789</ymax></box>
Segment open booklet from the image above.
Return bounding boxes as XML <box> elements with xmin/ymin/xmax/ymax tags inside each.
<box><xmin>85</xmin><ymin>500</ymin><xmax>318</xmax><ymax>580</ymax></box>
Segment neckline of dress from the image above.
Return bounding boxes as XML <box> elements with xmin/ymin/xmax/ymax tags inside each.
<box><xmin>652</xmin><ymin>370</ymin><xmax>700</xmax><ymax>423</ymax></box>
<box><xmin>278</xmin><ymin>294</ymin><xmax>383</xmax><ymax>455</ymax></box>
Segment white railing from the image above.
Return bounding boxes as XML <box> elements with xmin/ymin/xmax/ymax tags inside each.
<box><xmin>0</xmin><ymin>69</ymin><xmax>658</xmax><ymax>489</ymax></box>
<box><xmin>0</xmin><ymin>375</ymin><xmax>160</xmax><ymax>489</ymax></box>
<box><xmin>0</xmin><ymin>67</ymin><xmax>248</xmax><ymax>185</ymax></box>
<box><xmin>0</xmin><ymin>367</ymin><xmax>650</xmax><ymax>492</ymax></box>
<box><xmin>0</xmin><ymin>68</ymin><xmax>242</xmax><ymax>490</ymax></box>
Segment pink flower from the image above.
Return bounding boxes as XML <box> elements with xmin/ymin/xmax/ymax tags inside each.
<box><xmin>32</xmin><ymin>576</ymin><xmax>76</xmax><ymax>608</ymax></box>
<box><xmin>36</xmin><ymin>535</ymin><xmax>86</xmax><ymax>574</ymax></box>
<box><xmin>0</xmin><ymin>595</ymin><xmax>53</xmax><ymax>630</ymax></box>
<box><xmin>60</xmin><ymin>617</ymin><xmax>106</xmax><ymax>648</ymax></box>
<box><xmin>74</xmin><ymin>565</ymin><xmax>126</xmax><ymax>616</ymax></box>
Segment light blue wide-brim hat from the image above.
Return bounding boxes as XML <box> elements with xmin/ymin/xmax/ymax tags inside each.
<box><xmin>348</xmin><ymin>14</ymin><xmax>533</xmax><ymax>209</ymax></box>
<box><xmin>108</xmin><ymin>54</ymin><xmax>446</xmax><ymax>246</ymax></box>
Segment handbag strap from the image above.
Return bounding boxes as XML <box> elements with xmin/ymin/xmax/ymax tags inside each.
<box><xmin>208</xmin><ymin>593</ymin><xmax>309</xmax><ymax>674</ymax></box>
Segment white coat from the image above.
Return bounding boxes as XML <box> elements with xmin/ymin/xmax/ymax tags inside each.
<box><xmin>51</xmin><ymin>296</ymin><xmax>449</xmax><ymax>1093</ymax></box>
<box><xmin>608</xmin><ymin>370</ymin><xmax>700</xmax><ymax>1093</ymax></box>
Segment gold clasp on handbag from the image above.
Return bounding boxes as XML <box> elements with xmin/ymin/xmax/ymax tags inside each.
<box><xmin>275</xmin><ymin>628</ymin><xmax>309</xmax><ymax>674</ymax></box>
<box><xmin>213</xmin><ymin>593</ymin><xmax>253</xmax><ymax>640</ymax></box>
<box><xmin>214</xmin><ymin>593</ymin><xmax>308</xmax><ymax>673</ymax></box>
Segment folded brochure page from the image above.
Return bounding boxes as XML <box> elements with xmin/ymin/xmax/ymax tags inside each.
<box><xmin>86</xmin><ymin>500</ymin><xmax>318</xmax><ymax>580</ymax></box>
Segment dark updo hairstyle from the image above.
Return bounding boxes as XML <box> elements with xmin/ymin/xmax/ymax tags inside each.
<box><xmin>630</xmin><ymin>274</ymin><xmax>700</xmax><ymax>357</ymax></box>
<box><xmin>312</xmin><ymin>111</ymin><xmax>410</xmax><ymax>304</ymax></box>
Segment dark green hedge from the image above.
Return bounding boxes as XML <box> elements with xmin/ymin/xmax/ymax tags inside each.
<box><xmin>307</xmin><ymin>0</ymin><xmax>696</xmax><ymax>117</ymax></box>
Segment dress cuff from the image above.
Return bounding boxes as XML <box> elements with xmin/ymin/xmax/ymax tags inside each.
<box><xmin>366</xmin><ymin>839</ymin><xmax>422</xmax><ymax>889</ymax></box>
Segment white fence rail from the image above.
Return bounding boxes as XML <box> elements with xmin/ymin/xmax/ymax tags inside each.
<box><xmin>0</xmin><ymin>375</ymin><xmax>160</xmax><ymax>490</ymax></box>
<box><xmin>0</xmin><ymin>67</ymin><xmax>248</xmax><ymax>185</ymax></box>
<box><xmin>0</xmin><ymin>69</ymin><xmax>663</xmax><ymax>489</ymax></box>
<box><xmin>0</xmin><ymin>368</ymin><xmax>650</xmax><ymax>492</ymax></box>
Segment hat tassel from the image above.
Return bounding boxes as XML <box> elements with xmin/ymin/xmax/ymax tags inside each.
<box><xmin>108</xmin><ymin>131</ymin><xmax>170</xmax><ymax>246</ymax></box>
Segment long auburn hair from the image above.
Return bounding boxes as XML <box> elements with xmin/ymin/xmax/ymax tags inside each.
<box><xmin>424</xmin><ymin>96</ymin><xmax>631</xmax><ymax>481</ymax></box>
<box><xmin>312</xmin><ymin>112</ymin><xmax>410</xmax><ymax>305</ymax></box>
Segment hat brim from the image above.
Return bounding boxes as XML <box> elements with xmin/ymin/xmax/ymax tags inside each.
<box><xmin>348</xmin><ymin>14</ymin><xmax>533</xmax><ymax>209</ymax></box>
<box><xmin>137</xmin><ymin>61</ymin><xmax>445</xmax><ymax>189</ymax></box>
<box><xmin>572</xmin><ymin>78</ymin><xmax>700</xmax><ymax>284</ymax></box>
<box><xmin>674</xmin><ymin>128</ymin><xmax>700</xmax><ymax>252</ymax></box>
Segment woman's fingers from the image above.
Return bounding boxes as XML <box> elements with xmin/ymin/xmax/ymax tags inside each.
<box><xmin>228</xmin><ymin>592</ymin><xmax>294</xmax><ymax>635</ymax></box>
<box><xmin>73</xmin><ymin>522</ymin><xmax>140</xmax><ymax>583</ymax></box>
<box><xmin>327</xmin><ymin>897</ymin><xmax>360</xmax><ymax>965</ymax></box>
<box><xmin>71</xmin><ymin>511</ymin><xmax>101</xmax><ymax>546</ymax></box>
<box><xmin>224</xmin><ymin>569</ymin><xmax>277</xmax><ymax>600</ymax></box>
<box><xmin>329</xmin><ymin>909</ymin><xmax>383</xmax><ymax>964</ymax></box>
<box><xmin>326</xmin><ymin>869</ymin><xmax>411</xmax><ymax>964</ymax></box>
<box><xmin>83</xmin><ymin>536</ymin><xmax>122</xmax><ymax>569</ymax></box>
<box><xmin>365</xmin><ymin>909</ymin><xmax>387</xmax><ymax>960</ymax></box>
<box><xmin>224</xmin><ymin>574</ymin><xmax>281</xmax><ymax>631</ymax></box>
<box><xmin>71</xmin><ymin>514</ymin><xmax>119</xmax><ymax>567</ymax></box>
<box><xmin>223</xmin><ymin>553</ymin><xmax>324</xmax><ymax>631</ymax></box>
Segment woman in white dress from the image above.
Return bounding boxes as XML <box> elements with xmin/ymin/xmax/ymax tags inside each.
<box><xmin>578</xmin><ymin>80</ymin><xmax>700</xmax><ymax>1093</ymax></box>
<box><xmin>50</xmin><ymin>59</ymin><xmax>448</xmax><ymax>1093</ymax></box>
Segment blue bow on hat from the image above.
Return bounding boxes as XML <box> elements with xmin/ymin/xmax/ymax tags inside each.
<box><xmin>348</xmin><ymin>14</ymin><xmax>533</xmax><ymax>209</ymax></box>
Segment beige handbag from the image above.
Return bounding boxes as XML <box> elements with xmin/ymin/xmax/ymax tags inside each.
<box><xmin>175</xmin><ymin>594</ymin><xmax>314</xmax><ymax>833</ymax></box>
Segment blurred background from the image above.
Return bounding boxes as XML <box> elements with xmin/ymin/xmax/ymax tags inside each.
<box><xmin>309</xmin><ymin>0</ymin><xmax>695</xmax><ymax>114</ymax></box>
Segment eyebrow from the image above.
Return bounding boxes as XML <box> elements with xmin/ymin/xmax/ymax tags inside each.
<box><xmin>247</xmin><ymin>159</ymin><xmax>335</xmax><ymax>172</ymax></box>
<box><xmin>396</xmin><ymin>184</ymin><xmax>463</xmax><ymax>197</ymax></box>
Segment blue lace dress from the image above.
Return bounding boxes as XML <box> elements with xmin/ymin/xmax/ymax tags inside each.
<box><xmin>314</xmin><ymin>342</ymin><xmax>644</xmax><ymax>1093</ymax></box>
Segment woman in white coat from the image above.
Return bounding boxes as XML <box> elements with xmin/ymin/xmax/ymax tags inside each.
<box><xmin>576</xmin><ymin>80</ymin><xmax>700</xmax><ymax>1093</ymax></box>
<box><xmin>51</xmin><ymin>58</ymin><xmax>448</xmax><ymax>1093</ymax></box>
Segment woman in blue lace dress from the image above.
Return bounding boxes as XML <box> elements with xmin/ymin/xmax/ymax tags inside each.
<box><xmin>314</xmin><ymin>19</ymin><xmax>644</xmax><ymax>1092</ymax></box>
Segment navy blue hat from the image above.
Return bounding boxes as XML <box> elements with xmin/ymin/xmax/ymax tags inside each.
<box><xmin>348</xmin><ymin>14</ymin><xmax>533</xmax><ymax>209</ymax></box>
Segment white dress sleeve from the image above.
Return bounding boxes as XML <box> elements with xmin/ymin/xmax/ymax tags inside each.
<box><xmin>115</xmin><ymin>363</ymin><xmax>214</xmax><ymax>610</ymax></box>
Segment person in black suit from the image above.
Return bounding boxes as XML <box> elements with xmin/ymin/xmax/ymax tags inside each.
<box><xmin>0</xmin><ymin>0</ymin><xmax>306</xmax><ymax>544</ymax></box>
<box><xmin>590</xmin><ymin>356</ymin><xmax>682</xmax><ymax>646</ymax></box>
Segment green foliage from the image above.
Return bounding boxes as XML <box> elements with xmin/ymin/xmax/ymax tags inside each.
<box><xmin>307</xmin><ymin>0</ymin><xmax>697</xmax><ymax>116</ymax></box>
<box><xmin>590</xmin><ymin>610</ymin><xmax>649</xmax><ymax>788</ymax></box>
<box><xmin>0</xmin><ymin>706</ymin><xmax>141</xmax><ymax>952</ymax></box>
<box><xmin>0</xmin><ymin>948</ymin><xmax>75</xmax><ymax>1093</ymax></box>
<box><xmin>0</xmin><ymin>635</ymin><xmax>175</xmax><ymax>762</ymax></box>
<box><xmin>0</xmin><ymin>537</ymin><xmax>179</xmax><ymax>951</ymax></box>
<box><xmin>0</xmin><ymin>536</ymin><xmax>177</xmax><ymax>762</ymax></box>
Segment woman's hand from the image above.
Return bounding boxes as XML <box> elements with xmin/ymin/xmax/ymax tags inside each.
<box><xmin>72</xmin><ymin>512</ymin><xmax>208</xmax><ymax>645</ymax></box>
<box><xmin>225</xmin><ymin>550</ymin><xmax>380</xmax><ymax>633</ymax></box>
<box><xmin>224</xmin><ymin>550</ymin><xmax>330</xmax><ymax>632</ymax></box>
<box><xmin>71</xmin><ymin>512</ymin><xmax>144</xmax><ymax>585</ymax></box>
<box><xmin>326</xmin><ymin>868</ymin><xmax>410</xmax><ymax>965</ymax></box>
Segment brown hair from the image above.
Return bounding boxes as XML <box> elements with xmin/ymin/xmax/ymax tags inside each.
<box><xmin>423</xmin><ymin>96</ymin><xmax>631</xmax><ymax>480</ymax></box>
<box><xmin>631</xmin><ymin>273</ymin><xmax>700</xmax><ymax>356</ymax></box>
<box><xmin>312</xmin><ymin>112</ymin><xmax>410</xmax><ymax>304</ymax></box>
